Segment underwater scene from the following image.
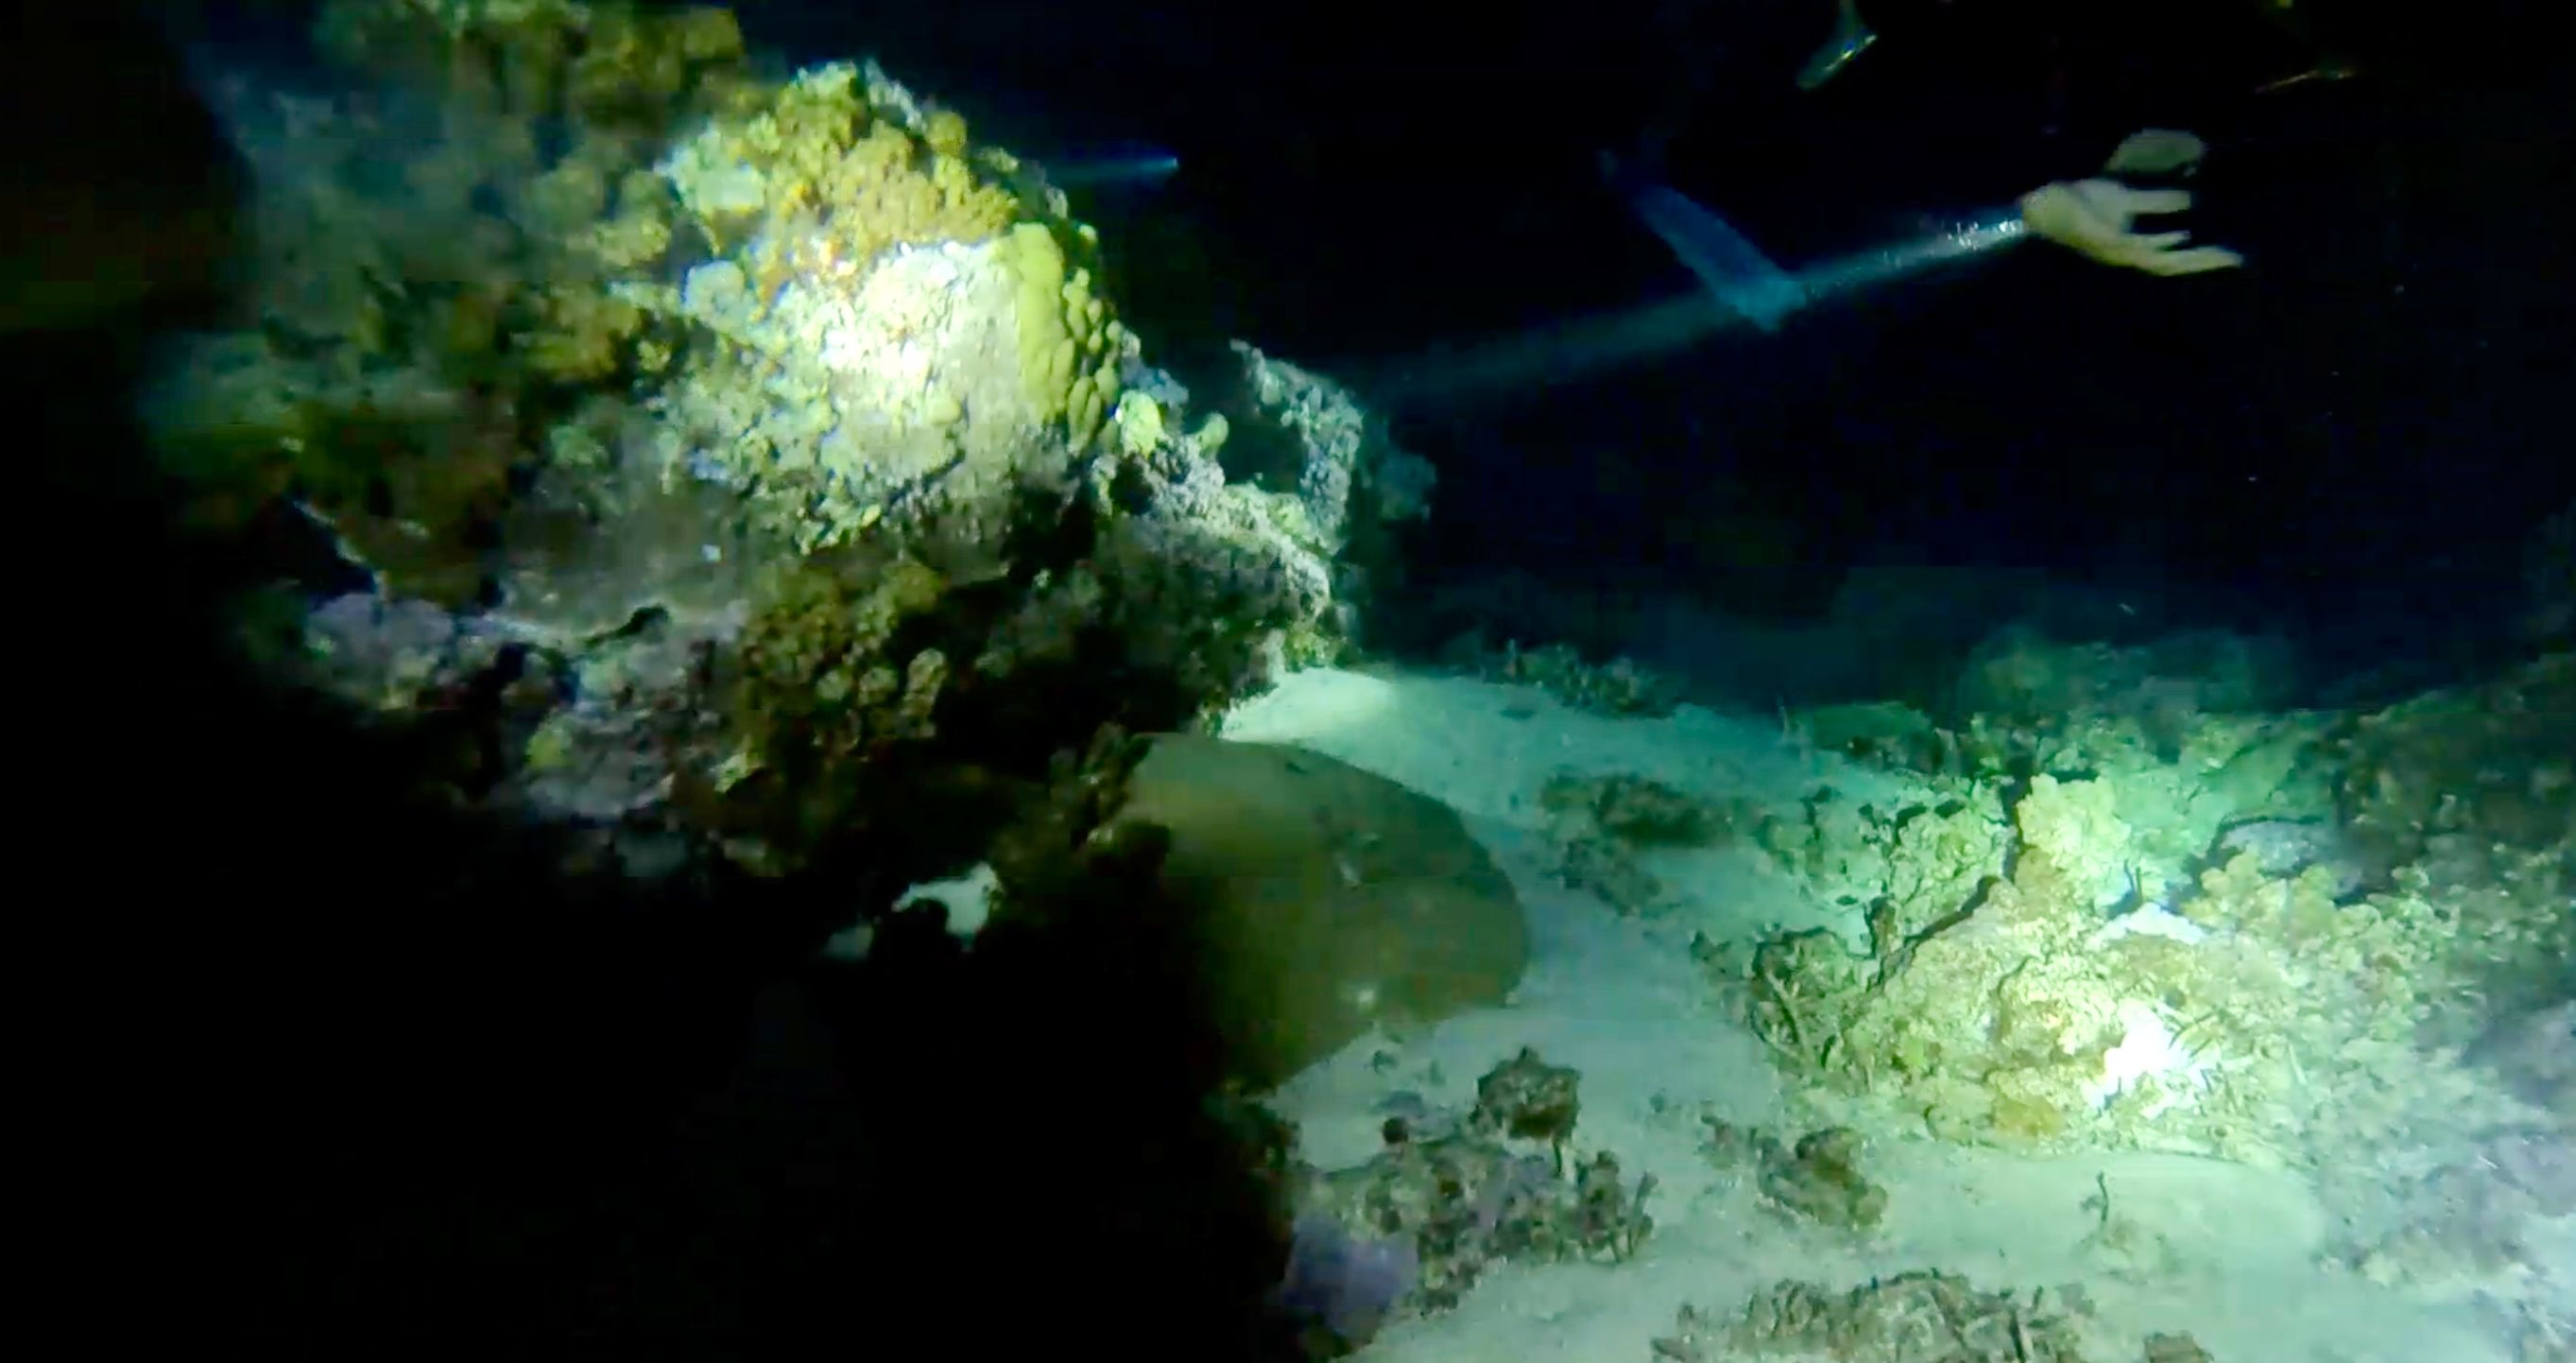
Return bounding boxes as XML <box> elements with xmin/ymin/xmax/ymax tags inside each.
<box><xmin>21</xmin><ymin>1</ymin><xmax>2571</xmax><ymax>1359</ymax></box>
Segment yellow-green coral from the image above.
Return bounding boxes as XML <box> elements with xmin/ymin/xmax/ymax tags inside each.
<box><xmin>732</xmin><ymin>553</ymin><xmax>948</xmax><ymax>764</ymax></box>
<box><xmin>704</xmin><ymin>551</ymin><xmax>966</xmax><ymax>854</ymax></box>
<box><xmin>1754</xmin><ymin>785</ymin><xmax>2007</xmax><ymax>943</ymax></box>
<box><xmin>1720</xmin><ymin>639</ymin><xmax>2573</xmax><ymax>1171</ymax></box>
<box><xmin>997</xmin><ymin>223</ymin><xmax>1077</xmax><ymax>417</ymax></box>
<box><xmin>1736</xmin><ymin>756</ymin><xmax>2566</xmax><ymax>1165</ymax></box>
<box><xmin>664</xmin><ymin>63</ymin><xmax>1021</xmax><ymax>282</ymax></box>
<box><xmin>148</xmin><ymin>0</ymin><xmax>764</xmax><ymax>589</ymax></box>
<box><xmin>992</xmin><ymin>219</ymin><xmax>1124</xmax><ymax>448</ymax></box>
<box><xmin>1114</xmin><ymin>390</ymin><xmax>1166</xmax><ymax>457</ymax></box>
<box><xmin>523</xmin><ymin>285</ymin><xmax>644</xmax><ymax>380</ymax></box>
<box><xmin>1744</xmin><ymin>854</ymin><xmax>2259</xmax><ymax>1155</ymax></box>
<box><xmin>2015</xmin><ymin>774</ymin><xmax>2136</xmax><ymax>907</ymax></box>
<box><xmin>611</xmin><ymin>59</ymin><xmax>1129</xmax><ymax>551</ymax></box>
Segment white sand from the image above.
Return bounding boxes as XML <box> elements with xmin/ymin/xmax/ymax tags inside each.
<box><xmin>1223</xmin><ymin>665</ymin><xmax>2516</xmax><ymax>1363</ymax></box>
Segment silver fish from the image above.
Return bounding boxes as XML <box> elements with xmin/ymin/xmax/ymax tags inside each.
<box><xmin>1796</xmin><ymin>0</ymin><xmax>1879</xmax><ymax>91</ymax></box>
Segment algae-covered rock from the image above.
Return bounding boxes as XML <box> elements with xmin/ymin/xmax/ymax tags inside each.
<box><xmin>2334</xmin><ymin>652</ymin><xmax>2575</xmax><ymax>874</ymax></box>
<box><xmin>1657</xmin><ymin>1270</ymin><xmax>2098</xmax><ymax>1363</ymax></box>
<box><xmin>1541</xmin><ymin>772</ymin><xmax>1738</xmax><ymax>847</ymax></box>
<box><xmin>1112</xmin><ymin>735</ymin><xmax>1529</xmax><ymax>1083</ymax></box>
<box><xmin>1701</xmin><ymin>1118</ymin><xmax>1888</xmax><ymax>1231</ymax></box>
<box><xmin>1291</xmin><ymin>1049</ymin><xmax>1653</xmax><ymax>1347</ymax></box>
<box><xmin>1459</xmin><ymin>639</ymin><xmax>1684</xmax><ymax>717</ymax></box>
<box><xmin>1540</xmin><ymin>770</ymin><xmax>1753</xmax><ymax>917</ymax></box>
<box><xmin>1794</xmin><ymin>699</ymin><xmax>1946</xmax><ymax>768</ymax></box>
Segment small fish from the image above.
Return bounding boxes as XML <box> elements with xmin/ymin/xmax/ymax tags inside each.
<box><xmin>2252</xmin><ymin>55</ymin><xmax>2362</xmax><ymax>95</ymax></box>
<box><xmin>2241</xmin><ymin>0</ymin><xmax>2364</xmax><ymax>95</ymax></box>
<box><xmin>1796</xmin><ymin>0</ymin><xmax>1880</xmax><ymax>92</ymax></box>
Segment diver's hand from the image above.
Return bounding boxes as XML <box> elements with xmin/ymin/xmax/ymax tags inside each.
<box><xmin>2102</xmin><ymin>129</ymin><xmax>2208</xmax><ymax>178</ymax></box>
<box><xmin>2017</xmin><ymin>178</ymin><xmax>2245</xmax><ymax>277</ymax></box>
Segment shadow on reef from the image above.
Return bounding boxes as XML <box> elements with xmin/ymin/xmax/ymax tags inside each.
<box><xmin>6</xmin><ymin>26</ymin><xmax>1307</xmax><ymax>1358</ymax></box>
<box><xmin>25</xmin><ymin>364</ymin><xmax>1310</xmax><ymax>1355</ymax></box>
<box><xmin>45</xmin><ymin>442</ymin><xmax>1324</xmax><ymax>1355</ymax></box>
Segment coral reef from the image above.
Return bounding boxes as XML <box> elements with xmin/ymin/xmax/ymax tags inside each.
<box><xmin>1447</xmin><ymin>637</ymin><xmax>1687</xmax><ymax>716</ymax></box>
<box><xmin>1749</xmin><ymin>782</ymin><xmax>2009</xmax><ymax>940</ymax></box>
<box><xmin>2494</xmin><ymin>1297</ymin><xmax>2576</xmax><ymax>1363</ymax></box>
<box><xmin>152</xmin><ymin>0</ymin><xmax>759</xmax><ymax>601</ymax></box>
<box><xmin>2329</xmin><ymin>651</ymin><xmax>2575</xmax><ymax>904</ymax></box>
<box><xmin>2354</xmin><ymin>1126</ymin><xmax>2576</xmax><ymax>1277</ymax></box>
<box><xmin>1949</xmin><ymin>628</ymin><xmax>2294</xmax><ymax>768</ymax></box>
<box><xmin>1544</xmin><ymin>772</ymin><xmax>1741</xmax><ymax>847</ymax></box>
<box><xmin>145</xmin><ymin>0</ymin><xmax>1434</xmax><ymax>889</ymax></box>
<box><xmin>1700</xmin><ymin>1118</ymin><xmax>1890</xmax><ymax>1230</ymax></box>
<box><xmin>1291</xmin><ymin>1049</ymin><xmax>1657</xmax><ymax>1352</ymax></box>
<box><xmin>1473</xmin><ymin>1046</ymin><xmax>1586</xmax><ymax>1151</ymax></box>
<box><xmin>1655</xmin><ymin>1270</ymin><xmax>2120</xmax><ymax>1363</ymax></box>
<box><xmin>627</xmin><ymin>57</ymin><xmax>1125</xmax><ymax>552</ymax></box>
<box><xmin>1711</xmin><ymin>642</ymin><xmax>2570</xmax><ymax>1166</ymax></box>
<box><xmin>1788</xmin><ymin>699</ymin><xmax>1948</xmax><ymax>769</ymax></box>
<box><xmin>1541</xmin><ymin>772</ymin><xmax>1751</xmax><ymax>917</ymax></box>
<box><xmin>2470</xmin><ymin>1001</ymin><xmax>2576</xmax><ymax>1115</ymax></box>
<box><xmin>1211</xmin><ymin>340</ymin><xmax>1435</xmax><ymax>547</ymax></box>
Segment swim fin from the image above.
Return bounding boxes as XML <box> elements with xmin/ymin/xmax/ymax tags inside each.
<box><xmin>1621</xmin><ymin>182</ymin><xmax>1809</xmax><ymax>333</ymax></box>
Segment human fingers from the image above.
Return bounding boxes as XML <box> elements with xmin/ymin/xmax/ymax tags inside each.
<box><xmin>2114</xmin><ymin>186</ymin><xmax>2195</xmax><ymax>216</ymax></box>
<box><xmin>2139</xmin><ymin>245</ymin><xmax>2246</xmax><ymax>276</ymax></box>
<box><xmin>2104</xmin><ymin>129</ymin><xmax>2207</xmax><ymax>176</ymax></box>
